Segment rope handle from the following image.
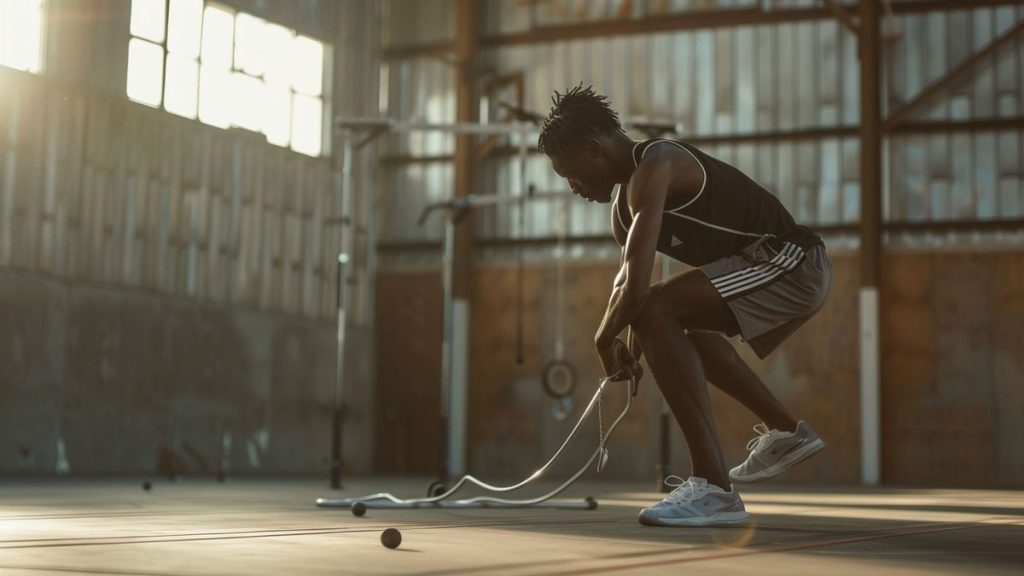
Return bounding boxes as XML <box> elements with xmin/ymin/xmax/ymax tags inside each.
<box><xmin>626</xmin><ymin>327</ymin><xmax>641</xmax><ymax>397</ymax></box>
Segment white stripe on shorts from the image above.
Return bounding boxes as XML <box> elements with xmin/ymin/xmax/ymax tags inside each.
<box><xmin>710</xmin><ymin>243</ymin><xmax>799</xmax><ymax>290</ymax></box>
<box><xmin>720</xmin><ymin>254</ymin><xmax>804</xmax><ymax>298</ymax></box>
<box><xmin>710</xmin><ymin>244</ymin><xmax>794</xmax><ymax>291</ymax></box>
<box><xmin>711</xmin><ymin>244</ymin><xmax>806</xmax><ymax>298</ymax></box>
<box><xmin>719</xmin><ymin>245</ymin><xmax>806</xmax><ymax>298</ymax></box>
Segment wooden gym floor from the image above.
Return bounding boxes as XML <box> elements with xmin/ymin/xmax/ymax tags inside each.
<box><xmin>1</xmin><ymin>478</ymin><xmax>1021</xmax><ymax>575</ymax></box>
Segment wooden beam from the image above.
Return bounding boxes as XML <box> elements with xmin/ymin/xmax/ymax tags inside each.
<box><xmin>892</xmin><ymin>116</ymin><xmax>1024</xmax><ymax>135</ymax></box>
<box><xmin>381</xmin><ymin>1</ymin><xmax>1023</xmax><ymax>59</ymax></box>
<box><xmin>452</xmin><ymin>0</ymin><xmax>477</xmax><ymax>302</ymax></box>
<box><xmin>377</xmin><ymin>117</ymin><xmax>1024</xmax><ymax>165</ymax></box>
<box><xmin>861</xmin><ymin>0</ymin><xmax>882</xmax><ymax>289</ymax></box>
<box><xmin>889</xmin><ymin>0</ymin><xmax>1024</xmax><ymax>14</ymax></box>
<box><xmin>375</xmin><ymin>219</ymin><xmax>1024</xmax><ymax>253</ymax></box>
<box><xmin>482</xmin><ymin>6</ymin><xmax>838</xmax><ymax>48</ymax></box>
<box><xmin>885</xmin><ymin>19</ymin><xmax>1024</xmax><ymax>130</ymax></box>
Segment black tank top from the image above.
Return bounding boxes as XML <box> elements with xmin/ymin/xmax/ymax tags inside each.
<box><xmin>614</xmin><ymin>138</ymin><xmax>822</xmax><ymax>267</ymax></box>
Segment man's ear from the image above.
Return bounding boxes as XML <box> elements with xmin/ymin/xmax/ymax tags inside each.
<box><xmin>583</xmin><ymin>138</ymin><xmax>603</xmax><ymax>158</ymax></box>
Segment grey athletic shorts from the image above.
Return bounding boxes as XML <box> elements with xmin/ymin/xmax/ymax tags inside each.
<box><xmin>700</xmin><ymin>236</ymin><xmax>831</xmax><ymax>359</ymax></box>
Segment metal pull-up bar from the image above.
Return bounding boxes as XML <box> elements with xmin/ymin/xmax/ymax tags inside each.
<box><xmin>335</xmin><ymin>117</ymin><xmax>538</xmax><ymax>135</ymax></box>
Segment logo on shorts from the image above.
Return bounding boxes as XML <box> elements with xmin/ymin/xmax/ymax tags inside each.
<box><xmin>670</xmin><ymin>235</ymin><xmax>683</xmax><ymax>248</ymax></box>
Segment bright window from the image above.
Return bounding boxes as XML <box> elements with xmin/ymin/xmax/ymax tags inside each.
<box><xmin>127</xmin><ymin>38</ymin><xmax>164</xmax><ymax>107</ymax></box>
<box><xmin>0</xmin><ymin>0</ymin><xmax>46</xmax><ymax>74</ymax></box>
<box><xmin>127</xmin><ymin>0</ymin><xmax>328</xmax><ymax>157</ymax></box>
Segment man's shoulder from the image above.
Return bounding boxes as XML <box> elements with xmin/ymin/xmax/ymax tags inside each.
<box><xmin>630</xmin><ymin>140</ymin><xmax>703</xmax><ymax>209</ymax></box>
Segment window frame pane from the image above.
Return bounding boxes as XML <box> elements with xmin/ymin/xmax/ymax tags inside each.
<box><xmin>200</xmin><ymin>4</ymin><xmax>235</xmax><ymax>68</ymax></box>
<box><xmin>127</xmin><ymin>37</ymin><xmax>165</xmax><ymax>107</ymax></box>
<box><xmin>130</xmin><ymin>0</ymin><xmax>167</xmax><ymax>44</ymax></box>
<box><xmin>0</xmin><ymin>0</ymin><xmax>46</xmax><ymax>73</ymax></box>
<box><xmin>164</xmin><ymin>52</ymin><xmax>199</xmax><ymax>119</ymax></box>
<box><xmin>167</xmin><ymin>0</ymin><xmax>203</xmax><ymax>58</ymax></box>
<box><xmin>290</xmin><ymin>93</ymin><xmax>323</xmax><ymax>157</ymax></box>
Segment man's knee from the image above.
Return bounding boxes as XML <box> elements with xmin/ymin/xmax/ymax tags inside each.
<box><xmin>688</xmin><ymin>330</ymin><xmax>724</xmax><ymax>349</ymax></box>
<box><xmin>632</xmin><ymin>285</ymin><xmax>698</xmax><ymax>335</ymax></box>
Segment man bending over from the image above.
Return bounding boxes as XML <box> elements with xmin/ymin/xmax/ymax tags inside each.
<box><xmin>538</xmin><ymin>86</ymin><xmax>831</xmax><ymax>527</ymax></box>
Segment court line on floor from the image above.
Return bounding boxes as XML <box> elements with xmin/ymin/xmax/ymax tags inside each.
<box><xmin>0</xmin><ymin>506</ymin><xmax>967</xmax><ymax>549</ymax></box>
<box><xmin>548</xmin><ymin>517</ymin><xmax>1024</xmax><ymax>575</ymax></box>
<box><xmin>0</xmin><ymin>515</ymin><xmax>628</xmax><ymax>549</ymax></box>
<box><xmin>403</xmin><ymin>518</ymin><xmax>1000</xmax><ymax>576</ymax></box>
<box><xmin>0</xmin><ymin>565</ymin><xmax>183</xmax><ymax>576</ymax></box>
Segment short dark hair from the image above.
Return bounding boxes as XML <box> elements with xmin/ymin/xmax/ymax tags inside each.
<box><xmin>537</xmin><ymin>85</ymin><xmax>622</xmax><ymax>156</ymax></box>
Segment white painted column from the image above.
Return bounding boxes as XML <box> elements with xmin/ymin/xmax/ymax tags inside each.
<box><xmin>859</xmin><ymin>287</ymin><xmax>880</xmax><ymax>485</ymax></box>
<box><xmin>448</xmin><ymin>298</ymin><xmax>470</xmax><ymax>478</ymax></box>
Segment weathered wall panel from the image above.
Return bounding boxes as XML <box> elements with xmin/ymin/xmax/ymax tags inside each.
<box><xmin>0</xmin><ymin>268</ymin><xmax>373</xmax><ymax>475</ymax></box>
<box><xmin>373</xmin><ymin>271</ymin><xmax>443</xmax><ymax>473</ymax></box>
<box><xmin>377</xmin><ymin>252</ymin><xmax>864</xmax><ymax>483</ymax></box>
<box><xmin>882</xmin><ymin>251</ymin><xmax>1024</xmax><ymax>486</ymax></box>
<box><xmin>378</xmin><ymin>249</ymin><xmax>1024</xmax><ymax>486</ymax></box>
<box><xmin>0</xmin><ymin>73</ymin><xmax>338</xmax><ymax>319</ymax></box>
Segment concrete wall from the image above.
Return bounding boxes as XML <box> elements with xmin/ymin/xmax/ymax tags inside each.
<box><xmin>375</xmin><ymin>249</ymin><xmax>1024</xmax><ymax>487</ymax></box>
<box><xmin>0</xmin><ymin>268</ymin><xmax>373</xmax><ymax>476</ymax></box>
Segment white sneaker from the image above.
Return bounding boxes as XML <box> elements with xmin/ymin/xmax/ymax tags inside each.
<box><xmin>729</xmin><ymin>421</ymin><xmax>825</xmax><ymax>483</ymax></box>
<box><xmin>638</xmin><ymin>476</ymin><xmax>749</xmax><ymax>527</ymax></box>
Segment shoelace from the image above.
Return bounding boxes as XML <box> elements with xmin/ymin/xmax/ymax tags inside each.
<box><xmin>662</xmin><ymin>475</ymin><xmax>708</xmax><ymax>505</ymax></box>
<box><xmin>745</xmin><ymin>423</ymin><xmax>774</xmax><ymax>452</ymax></box>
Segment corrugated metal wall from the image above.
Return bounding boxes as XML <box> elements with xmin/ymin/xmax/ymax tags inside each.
<box><xmin>0</xmin><ymin>72</ymin><xmax>338</xmax><ymax>319</ymax></box>
<box><xmin>887</xmin><ymin>6</ymin><xmax>1024</xmax><ymax>223</ymax></box>
<box><xmin>0</xmin><ymin>0</ymin><xmax>384</xmax><ymax>322</ymax></box>
<box><xmin>376</xmin><ymin>1</ymin><xmax>1024</xmax><ymax>263</ymax></box>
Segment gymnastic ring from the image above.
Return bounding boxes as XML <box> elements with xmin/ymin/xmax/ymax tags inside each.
<box><xmin>542</xmin><ymin>360</ymin><xmax>577</xmax><ymax>399</ymax></box>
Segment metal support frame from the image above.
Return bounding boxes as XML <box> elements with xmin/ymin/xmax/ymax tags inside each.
<box><xmin>885</xmin><ymin>19</ymin><xmax>1024</xmax><ymax>131</ymax></box>
<box><xmin>321</xmin><ymin>116</ymin><xmax>561</xmax><ymax>502</ymax></box>
<box><xmin>329</xmin><ymin>131</ymin><xmax>355</xmax><ymax>490</ymax></box>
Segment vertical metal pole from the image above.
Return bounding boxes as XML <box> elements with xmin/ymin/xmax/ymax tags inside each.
<box><xmin>330</xmin><ymin>132</ymin><xmax>354</xmax><ymax>489</ymax></box>
<box><xmin>439</xmin><ymin>216</ymin><xmax>456</xmax><ymax>485</ymax></box>
<box><xmin>657</xmin><ymin>257</ymin><xmax>672</xmax><ymax>492</ymax></box>
<box><xmin>859</xmin><ymin>0</ymin><xmax>882</xmax><ymax>486</ymax></box>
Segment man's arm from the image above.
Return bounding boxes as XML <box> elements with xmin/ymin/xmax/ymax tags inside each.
<box><xmin>595</xmin><ymin>152</ymin><xmax>673</xmax><ymax>352</ymax></box>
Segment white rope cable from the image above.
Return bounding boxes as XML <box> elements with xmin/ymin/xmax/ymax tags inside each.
<box><xmin>330</xmin><ymin>372</ymin><xmax>635</xmax><ymax>508</ymax></box>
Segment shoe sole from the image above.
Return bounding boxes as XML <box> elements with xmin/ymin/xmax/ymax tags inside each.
<box><xmin>638</xmin><ymin>510</ymin><xmax>751</xmax><ymax>527</ymax></box>
<box><xmin>729</xmin><ymin>438</ymin><xmax>825</xmax><ymax>483</ymax></box>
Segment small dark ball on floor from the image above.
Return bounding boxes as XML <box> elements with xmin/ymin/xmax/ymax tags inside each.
<box><xmin>585</xmin><ymin>496</ymin><xmax>597</xmax><ymax>510</ymax></box>
<box><xmin>351</xmin><ymin>502</ymin><xmax>366</xmax><ymax>517</ymax></box>
<box><xmin>142</xmin><ymin>481</ymin><xmax>151</xmax><ymax>491</ymax></box>
<box><xmin>380</xmin><ymin>528</ymin><xmax>402</xmax><ymax>549</ymax></box>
